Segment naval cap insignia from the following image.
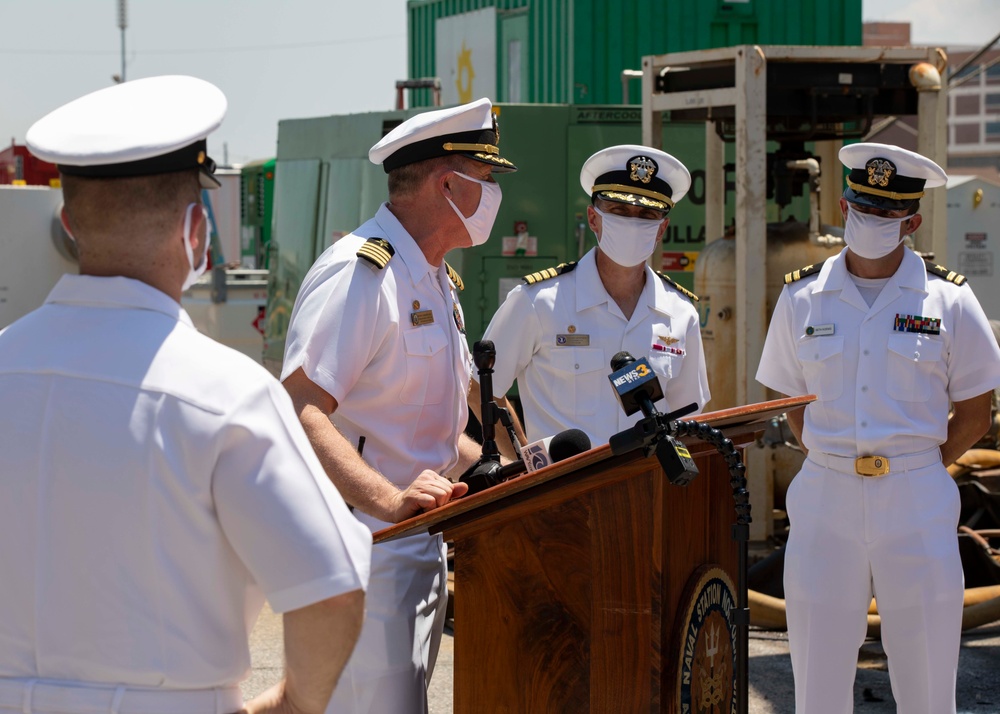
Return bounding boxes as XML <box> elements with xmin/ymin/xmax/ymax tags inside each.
<box><xmin>866</xmin><ymin>158</ymin><xmax>895</xmax><ymax>188</ymax></box>
<box><xmin>628</xmin><ymin>155</ymin><xmax>658</xmax><ymax>184</ymax></box>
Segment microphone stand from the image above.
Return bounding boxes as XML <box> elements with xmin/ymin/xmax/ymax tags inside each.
<box><xmin>476</xmin><ymin>341</ymin><xmax>502</xmax><ymax>464</ymax></box>
<box><xmin>460</xmin><ymin>341</ymin><xmax>526</xmax><ymax>495</ymax></box>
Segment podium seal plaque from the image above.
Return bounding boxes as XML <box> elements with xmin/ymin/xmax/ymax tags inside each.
<box><xmin>675</xmin><ymin>565</ymin><xmax>737</xmax><ymax>713</ymax></box>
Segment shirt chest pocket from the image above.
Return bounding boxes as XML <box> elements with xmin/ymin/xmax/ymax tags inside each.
<box><xmin>796</xmin><ymin>336</ymin><xmax>844</xmax><ymax>401</ymax></box>
<box><xmin>400</xmin><ymin>325</ymin><xmax>449</xmax><ymax>406</ymax></box>
<box><xmin>550</xmin><ymin>347</ymin><xmax>606</xmax><ymax>416</ymax></box>
<box><xmin>647</xmin><ymin>350</ymin><xmax>681</xmax><ymax>381</ymax></box>
<box><xmin>886</xmin><ymin>333</ymin><xmax>943</xmax><ymax>402</ymax></box>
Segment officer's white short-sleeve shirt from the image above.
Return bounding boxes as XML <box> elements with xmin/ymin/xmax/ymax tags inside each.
<box><xmin>757</xmin><ymin>248</ymin><xmax>1000</xmax><ymax>457</ymax></box>
<box><xmin>483</xmin><ymin>248</ymin><xmax>711</xmax><ymax>446</ymax></box>
<box><xmin>0</xmin><ymin>275</ymin><xmax>371</xmax><ymax>689</ymax></box>
<box><xmin>282</xmin><ymin>203</ymin><xmax>472</xmax><ymax>490</ymax></box>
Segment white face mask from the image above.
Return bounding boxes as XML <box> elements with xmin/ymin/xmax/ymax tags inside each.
<box><xmin>446</xmin><ymin>171</ymin><xmax>502</xmax><ymax>247</ymax></box>
<box><xmin>844</xmin><ymin>206</ymin><xmax>910</xmax><ymax>260</ymax></box>
<box><xmin>181</xmin><ymin>202</ymin><xmax>211</xmax><ymax>291</ymax></box>
<box><xmin>594</xmin><ymin>207</ymin><xmax>664</xmax><ymax>267</ymax></box>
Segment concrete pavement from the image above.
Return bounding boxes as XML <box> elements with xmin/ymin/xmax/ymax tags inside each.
<box><xmin>241</xmin><ymin>605</ymin><xmax>1000</xmax><ymax>712</ymax></box>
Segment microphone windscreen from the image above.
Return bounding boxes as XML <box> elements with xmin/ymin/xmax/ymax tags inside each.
<box><xmin>548</xmin><ymin>428</ymin><xmax>592</xmax><ymax>462</ymax></box>
<box><xmin>610</xmin><ymin>350</ymin><xmax>635</xmax><ymax>371</ymax></box>
<box><xmin>473</xmin><ymin>340</ymin><xmax>496</xmax><ymax>370</ymax></box>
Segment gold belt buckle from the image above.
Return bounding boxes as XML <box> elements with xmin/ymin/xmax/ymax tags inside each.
<box><xmin>855</xmin><ymin>455</ymin><xmax>890</xmax><ymax>477</ymax></box>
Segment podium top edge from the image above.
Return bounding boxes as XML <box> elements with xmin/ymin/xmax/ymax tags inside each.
<box><xmin>372</xmin><ymin>394</ymin><xmax>815</xmax><ymax>544</ymax></box>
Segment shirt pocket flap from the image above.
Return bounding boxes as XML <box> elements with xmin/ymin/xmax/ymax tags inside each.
<box><xmin>796</xmin><ymin>335</ymin><xmax>844</xmax><ymax>363</ymax></box>
<box><xmin>550</xmin><ymin>347</ymin><xmax>606</xmax><ymax>374</ymax></box>
<box><xmin>402</xmin><ymin>326</ymin><xmax>448</xmax><ymax>357</ymax></box>
<box><xmin>887</xmin><ymin>333</ymin><xmax>943</xmax><ymax>362</ymax></box>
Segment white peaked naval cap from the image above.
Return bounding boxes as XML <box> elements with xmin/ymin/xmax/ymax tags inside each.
<box><xmin>580</xmin><ymin>144</ymin><xmax>691</xmax><ymax>212</ymax></box>
<box><xmin>26</xmin><ymin>75</ymin><xmax>227</xmax><ymax>188</ymax></box>
<box><xmin>369</xmin><ymin>97</ymin><xmax>517</xmax><ymax>173</ymax></box>
<box><xmin>839</xmin><ymin>142</ymin><xmax>947</xmax><ymax>211</ymax></box>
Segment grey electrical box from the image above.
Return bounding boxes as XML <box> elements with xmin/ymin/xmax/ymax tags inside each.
<box><xmin>946</xmin><ymin>176</ymin><xmax>1000</xmax><ymax>321</ymax></box>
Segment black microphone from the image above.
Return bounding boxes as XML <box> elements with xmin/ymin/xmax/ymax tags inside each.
<box><xmin>458</xmin><ymin>340</ymin><xmax>525</xmax><ymax>496</ymax></box>
<box><xmin>606</xmin><ymin>352</ymin><xmax>699</xmax><ymax>486</ymax></box>
<box><xmin>608</xmin><ymin>351</ymin><xmax>664</xmax><ymax>418</ymax></box>
<box><xmin>462</xmin><ymin>428</ymin><xmax>593</xmax><ymax>495</ymax></box>
<box><xmin>501</xmin><ymin>428</ymin><xmax>590</xmax><ymax>479</ymax></box>
<box><xmin>548</xmin><ymin>428</ymin><xmax>591</xmax><ymax>462</ymax></box>
<box><xmin>473</xmin><ymin>340</ymin><xmax>501</xmax><ymax>463</ymax></box>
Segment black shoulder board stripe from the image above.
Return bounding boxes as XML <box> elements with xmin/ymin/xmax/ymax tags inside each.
<box><xmin>784</xmin><ymin>262</ymin><xmax>823</xmax><ymax>285</ymax></box>
<box><xmin>522</xmin><ymin>261</ymin><xmax>577</xmax><ymax>285</ymax></box>
<box><xmin>445</xmin><ymin>261</ymin><xmax>464</xmax><ymax>291</ymax></box>
<box><xmin>924</xmin><ymin>259</ymin><xmax>967</xmax><ymax>286</ymax></box>
<box><xmin>357</xmin><ymin>237</ymin><xmax>394</xmax><ymax>269</ymax></box>
<box><xmin>655</xmin><ymin>271</ymin><xmax>699</xmax><ymax>302</ymax></box>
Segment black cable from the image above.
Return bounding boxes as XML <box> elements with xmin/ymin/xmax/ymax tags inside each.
<box><xmin>667</xmin><ymin>418</ymin><xmax>750</xmax><ymax>714</ymax></box>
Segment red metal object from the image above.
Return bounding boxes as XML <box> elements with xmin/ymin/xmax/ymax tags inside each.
<box><xmin>0</xmin><ymin>142</ymin><xmax>60</xmax><ymax>186</ymax></box>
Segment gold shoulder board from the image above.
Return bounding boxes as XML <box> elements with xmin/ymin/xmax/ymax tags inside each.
<box><xmin>522</xmin><ymin>261</ymin><xmax>578</xmax><ymax>285</ymax></box>
<box><xmin>924</xmin><ymin>259</ymin><xmax>967</xmax><ymax>286</ymax></box>
<box><xmin>655</xmin><ymin>271</ymin><xmax>699</xmax><ymax>302</ymax></box>
<box><xmin>445</xmin><ymin>261</ymin><xmax>464</xmax><ymax>291</ymax></box>
<box><xmin>357</xmin><ymin>237</ymin><xmax>395</xmax><ymax>269</ymax></box>
<box><xmin>784</xmin><ymin>263</ymin><xmax>823</xmax><ymax>285</ymax></box>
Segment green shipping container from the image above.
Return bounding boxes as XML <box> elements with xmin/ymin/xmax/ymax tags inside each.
<box><xmin>240</xmin><ymin>158</ymin><xmax>276</xmax><ymax>269</ymax></box>
<box><xmin>407</xmin><ymin>0</ymin><xmax>861</xmax><ymax>107</ymax></box>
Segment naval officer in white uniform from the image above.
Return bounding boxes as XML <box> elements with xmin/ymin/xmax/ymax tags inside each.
<box><xmin>281</xmin><ymin>98</ymin><xmax>517</xmax><ymax>713</ymax></box>
<box><xmin>756</xmin><ymin>143</ymin><xmax>1000</xmax><ymax>714</ymax></box>
<box><xmin>0</xmin><ymin>76</ymin><xmax>372</xmax><ymax>714</ymax></box>
<box><xmin>478</xmin><ymin>145</ymin><xmax>710</xmax><ymax>449</ymax></box>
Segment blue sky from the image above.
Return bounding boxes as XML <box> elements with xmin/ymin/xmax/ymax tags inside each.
<box><xmin>0</xmin><ymin>0</ymin><xmax>996</xmax><ymax>165</ymax></box>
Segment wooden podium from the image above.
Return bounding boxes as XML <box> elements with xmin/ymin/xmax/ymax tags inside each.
<box><xmin>375</xmin><ymin>396</ymin><xmax>811</xmax><ymax>713</ymax></box>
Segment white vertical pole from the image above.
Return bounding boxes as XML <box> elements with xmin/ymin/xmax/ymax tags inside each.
<box><xmin>118</xmin><ymin>0</ymin><xmax>127</xmax><ymax>82</ymax></box>
<box><xmin>705</xmin><ymin>123</ymin><xmax>726</xmax><ymax>245</ymax></box>
<box><xmin>734</xmin><ymin>46</ymin><xmax>768</xmax><ymax>407</ymax></box>
<box><xmin>917</xmin><ymin>72</ymin><xmax>948</xmax><ymax>261</ymax></box>
<box><xmin>641</xmin><ymin>56</ymin><xmax>660</xmax><ymax>149</ymax></box>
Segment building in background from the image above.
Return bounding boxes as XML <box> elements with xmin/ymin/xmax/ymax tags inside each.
<box><xmin>947</xmin><ymin>46</ymin><xmax>1000</xmax><ymax>179</ymax></box>
<box><xmin>863</xmin><ymin>21</ymin><xmax>1000</xmax><ymax>182</ymax></box>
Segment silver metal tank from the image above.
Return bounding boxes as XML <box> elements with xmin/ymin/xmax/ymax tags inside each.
<box><xmin>694</xmin><ymin>220</ymin><xmax>840</xmax><ymax>523</ymax></box>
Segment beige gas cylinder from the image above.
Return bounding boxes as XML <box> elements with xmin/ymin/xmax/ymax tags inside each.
<box><xmin>695</xmin><ymin>219</ymin><xmax>837</xmax><ymax>410</ymax></box>
<box><xmin>694</xmin><ymin>220</ymin><xmax>840</xmax><ymax>533</ymax></box>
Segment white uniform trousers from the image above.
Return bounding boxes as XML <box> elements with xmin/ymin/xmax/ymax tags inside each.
<box><xmin>783</xmin><ymin>456</ymin><xmax>964</xmax><ymax>714</ymax></box>
<box><xmin>0</xmin><ymin>680</ymin><xmax>242</xmax><ymax>714</ymax></box>
<box><xmin>326</xmin><ymin>532</ymin><xmax>448</xmax><ymax>714</ymax></box>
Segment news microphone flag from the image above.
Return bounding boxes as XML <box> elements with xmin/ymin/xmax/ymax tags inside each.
<box><xmin>608</xmin><ymin>354</ymin><xmax>664</xmax><ymax>417</ymax></box>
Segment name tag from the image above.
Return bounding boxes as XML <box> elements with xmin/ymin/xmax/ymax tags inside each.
<box><xmin>805</xmin><ymin>323</ymin><xmax>835</xmax><ymax>337</ymax></box>
<box><xmin>411</xmin><ymin>310</ymin><xmax>434</xmax><ymax>326</ymax></box>
<box><xmin>556</xmin><ymin>334</ymin><xmax>590</xmax><ymax>346</ymax></box>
